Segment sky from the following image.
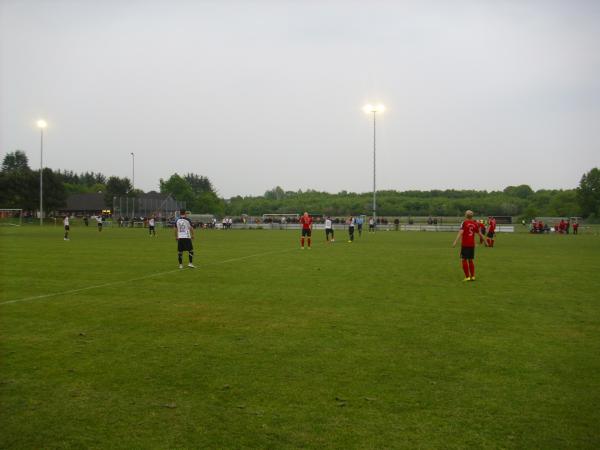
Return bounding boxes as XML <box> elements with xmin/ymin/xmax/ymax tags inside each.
<box><xmin>1</xmin><ymin>0</ymin><xmax>599</xmax><ymax>197</ymax></box>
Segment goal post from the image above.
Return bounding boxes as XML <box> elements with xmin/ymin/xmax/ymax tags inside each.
<box><xmin>0</xmin><ymin>209</ymin><xmax>23</xmax><ymax>226</ymax></box>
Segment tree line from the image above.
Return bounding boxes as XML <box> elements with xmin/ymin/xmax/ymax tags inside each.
<box><xmin>2</xmin><ymin>150</ymin><xmax>599</xmax><ymax>220</ymax></box>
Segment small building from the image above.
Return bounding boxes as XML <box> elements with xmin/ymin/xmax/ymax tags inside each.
<box><xmin>58</xmin><ymin>192</ymin><xmax>186</xmax><ymax>218</ymax></box>
<box><xmin>59</xmin><ymin>193</ymin><xmax>105</xmax><ymax>216</ymax></box>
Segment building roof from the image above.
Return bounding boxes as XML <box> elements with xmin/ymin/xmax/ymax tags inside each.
<box><xmin>64</xmin><ymin>193</ymin><xmax>105</xmax><ymax>211</ymax></box>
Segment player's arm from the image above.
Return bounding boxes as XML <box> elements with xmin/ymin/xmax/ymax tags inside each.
<box><xmin>452</xmin><ymin>229</ymin><xmax>463</xmax><ymax>247</ymax></box>
<box><xmin>191</xmin><ymin>224</ymin><xmax>195</xmax><ymax>240</ymax></box>
<box><xmin>479</xmin><ymin>230</ymin><xmax>488</xmax><ymax>246</ymax></box>
<box><xmin>174</xmin><ymin>223</ymin><xmax>178</xmax><ymax>240</ymax></box>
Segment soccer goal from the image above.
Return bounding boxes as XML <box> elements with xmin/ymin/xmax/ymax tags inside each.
<box><xmin>0</xmin><ymin>209</ymin><xmax>24</xmax><ymax>226</ymax></box>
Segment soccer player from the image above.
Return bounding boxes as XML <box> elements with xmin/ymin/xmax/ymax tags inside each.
<box><xmin>452</xmin><ymin>210</ymin><xmax>487</xmax><ymax>281</ymax></box>
<box><xmin>486</xmin><ymin>216</ymin><xmax>497</xmax><ymax>247</ymax></box>
<box><xmin>325</xmin><ymin>216</ymin><xmax>335</xmax><ymax>242</ymax></box>
<box><xmin>368</xmin><ymin>217</ymin><xmax>375</xmax><ymax>232</ymax></box>
<box><xmin>573</xmin><ymin>221</ymin><xmax>579</xmax><ymax>234</ymax></box>
<box><xmin>175</xmin><ymin>209</ymin><xmax>195</xmax><ymax>268</ymax></box>
<box><xmin>96</xmin><ymin>215</ymin><xmax>103</xmax><ymax>232</ymax></box>
<box><xmin>299</xmin><ymin>211</ymin><xmax>313</xmax><ymax>249</ymax></box>
<box><xmin>148</xmin><ymin>216</ymin><xmax>156</xmax><ymax>236</ymax></box>
<box><xmin>63</xmin><ymin>214</ymin><xmax>70</xmax><ymax>240</ymax></box>
<box><xmin>348</xmin><ymin>216</ymin><xmax>356</xmax><ymax>242</ymax></box>
<box><xmin>478</xmin><ymin>220</ymin><xmax>486</xmax><ymax>244</ymax></box>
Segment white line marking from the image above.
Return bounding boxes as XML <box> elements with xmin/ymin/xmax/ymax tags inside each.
<box><xmin>1</xmin><ymin>247</ymin><xmax>302</xmax><ymax>306</ymax></box>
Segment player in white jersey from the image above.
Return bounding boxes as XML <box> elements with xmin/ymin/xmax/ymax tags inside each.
<box><xmin>175</xmin><ymin>209</ymin><xmax>195</xmax><ymax>269</ymax></box>
<box><xmin>325</xmin><ymin>216</ymin><xmax>335</xmax><ymax>242</ymax></box>
<box><xmin>148</xmin><ymin>216</ymin><xmax>156</xmax><ymax>236</ymax></box>
<box><xmin>63</xmin><ymin>215</ymin><xmax>70</xmax><ymax>240</ymax></box>
<box><xmin>96</xmin><ymin>215</ymin><xmax>103</xmax><ymax>232</ymax></box>
<box><xmin>347</xmin><ymin>216</ymin><xmax>355</xmax><ymax>243</ymax></box>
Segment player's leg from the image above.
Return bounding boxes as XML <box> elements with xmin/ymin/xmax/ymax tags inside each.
<box><xmin>460</xmin><ymin>247</ymin><xmax>474</xmax><ymax>281</ymax></box>
<box><xmin>307</xmin><ymin>229</ymin><xmax>312</xmax><ymax>248</ymax></box>
<box><xmin>461</xmin><ymin>258</ymin><xmax>470</xmax><ymax>280</ymax></box>
<box><xmin>177</xmin><ymin>239</ymin><xmax>184</xmax><ymax>268</ymax></box>
<box><xmin>468</xmin><ymin>259</ymin><xmax>475</xmax><ymax>280</ymax></box>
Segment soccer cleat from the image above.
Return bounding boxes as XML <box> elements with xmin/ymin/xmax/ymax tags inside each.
<box><xmin>462</xmin><ymin>277</ymin><xmax>471</xmax><ymax>282</ymax></box>
<box><xmin>470</xmin><ymin>277</ymin><xmax>476</xmax><ymax>281</ymax></box>
<box><xmin>301</xmin><ymin>246</ymin><xmax>305</xmax><ymax>250</ymax></box>
<box><xmin>188</xmin><ymin>263</ymin><xmax>195</xmax><ymax>268</ymax></box>
<box><xmin>179</xmin><ymin>264</ymin><xmax>183</xmax><ymax>269</ymax></box>
<box><xmin>308</xmin><ymin>247</ymin><xmax>312</xmax><ymax>250</ymax></box>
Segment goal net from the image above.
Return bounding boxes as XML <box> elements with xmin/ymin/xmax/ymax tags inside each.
<box><xmin>0</xmin><ymin>209</ymin><xmax>23</xmax><ymax>226</ymax></box>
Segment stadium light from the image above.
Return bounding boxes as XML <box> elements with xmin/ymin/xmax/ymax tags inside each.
<box><xmin>131</xmin><ymin>152</ymin><xmax>135</xmax><ymax>219</ymax></box>
<box><xmin>37</xmin><ymin>119</ymin><xmax>47</xmax><ymax>225</ymax></box>
<box><xmin>363</xmin><ymin>103</ymin><xmax>385</xmax><ymax>227</ymax></box>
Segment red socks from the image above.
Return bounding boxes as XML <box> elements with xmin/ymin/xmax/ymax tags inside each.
<box><xmin>462</xmin><ymin>260</ymin><xmax>470</xmax><ymax>278</ymax></box>
<box><xmin>301</xmin><ymin>237</ymin><xmax>305</xmax><ymax>247</ymax></box>
<box><xmin>462</xmin><ymin>259</ymin><xmax>475</xmax><ymax>278</ymax></box>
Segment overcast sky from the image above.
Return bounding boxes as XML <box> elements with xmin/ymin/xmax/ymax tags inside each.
<box><xmin>1</xmin><ymin>0</ymin><xmax>599</xmax><ymax>197</ymax></box>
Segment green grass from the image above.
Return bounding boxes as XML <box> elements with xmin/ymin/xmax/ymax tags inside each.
<box><xmin>1</xmin><ymin>225</ymin><xmax>599</xmax><ymax>449</ymax></box>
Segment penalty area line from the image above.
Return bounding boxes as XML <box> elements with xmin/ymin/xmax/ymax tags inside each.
<box><xmin>0</xmin><ymin>247</ymin><xmax>301</xmax><ymax>306</ymax></box>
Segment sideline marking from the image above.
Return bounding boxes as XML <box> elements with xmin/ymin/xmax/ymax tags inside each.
<box><xmin>1</xmin><ymin>246</ymin><xmax>305</xmax><ymax>306</ymax></box>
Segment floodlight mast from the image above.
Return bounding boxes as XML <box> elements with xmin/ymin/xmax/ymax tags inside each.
<box><xmin>131</xmin><ymin>152</ymin><xmax>135</xmax><ymax>219</ymax></box>
<box><xmin>37</xmin><ymin>120</ymin><xmax>47</xmax><ymax>225</ymax></box>
<box><xmin>363</xmin><ymin>104</ymin><xmax>385</xmax><ymax>228</ymax></box>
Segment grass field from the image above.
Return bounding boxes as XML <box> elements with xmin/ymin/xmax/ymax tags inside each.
<box><xmin>1</xmin><ymin>225</ymin><xmax>599</xmax><ymax>449</ymax></box>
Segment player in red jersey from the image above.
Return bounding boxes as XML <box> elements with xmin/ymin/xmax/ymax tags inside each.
<box><xmin>299</xmin><ymin>211</ymin><xmax>313</xmax><ymax>249</ymax></box>
<box><xmin>478</xmin><ymin>220</ymin><xmax>486</xmax><ymax>244</ymax></box>
<box><xmin>486</xmin><ymin>216</ymin><xmax>497</xmax><ymax>247</ymax></box>
<box><xmin>453</xmin><ymin>210</ymin><xmax>487</xmax><ymax>281</ymax></box>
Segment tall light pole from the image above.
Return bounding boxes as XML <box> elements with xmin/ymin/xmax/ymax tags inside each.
<box><xmin>363</xmin><ymin>104</ymin><xmax>385</xmax><ymax>227</ymax></box>
<box><xmin>37</xmin><ymin>120</ymin><xmax>48</xmax><ymax>225</ymax></box>
<box><xmin>131</xmin><ymin>152</ymin><xmax>135</xmax><ymax>219</ymax></box>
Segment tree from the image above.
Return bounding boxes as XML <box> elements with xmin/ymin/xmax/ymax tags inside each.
<box><xmin>503</xmin><ymin>185</ymin><xmax>534</xmax><ymax>199</ymax></box>
<box><xmin>184</xmin><ymin>173</ymin><xmax>215</xmax><ymax>195</ymax></box>
<box><xmin>38</xmin><ymin>168</ymin><xmax>67</xmax><ymax>213</ymax></box>
<box><xmin>160</xmin><ymin>174</ymin><xmax>195</xmax><ymax>205</ymax></box>
<box><xmin>104</xmin><ymin>176</ymin><xmax>132</xmax><ymax>206</ymax></box>
<box><xmin>264</xmin><ymin>186</ymin><xmax>285</xmax><ymax>200</ymax></box>
<box><xmin>2</xmin><ymin>150</ymin><xmax>30</xmax><ymax>173</ymax></box>
<box><xmin>577</xmin><ymin>168</ymin><xmax>600</xmax><ymax>218</ymax></box>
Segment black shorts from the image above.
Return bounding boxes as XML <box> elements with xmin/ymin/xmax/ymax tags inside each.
<box><xmin>302</xmin><ymin>228</ymin><xmax>311</xmax><ymax>237</ymax></box>
<box><xmin>149</xmin><ymin>226</ymin><xmax>155</xmax><ymax>231</ymax></box>
<box><xmin>64</xmin><ymin>225</ymin><xmax>70</xmax><ymax>231</ymax></box>
<box><xmin>487</xmin><ymin>231</ymin><xmax>495</xmax><ymax>238</ymax></box>
<box><xmin>325</xmin><ymin>228</ymin><xmax>334</xmax><ymax>236</ymax></box>
<box><xmin>460</xmin><ymin>246</ymin><xmax>475</xmax><ymax>259</ymax></box>
<box><xmin>97</xmin><ymin>223</ymin><xmax>102</xmax><ymax>227</ymax></box>
<box><xmin>178</xmin><ymin>238</ymin><xmax>193</xmax><ymax>252</ymax></box>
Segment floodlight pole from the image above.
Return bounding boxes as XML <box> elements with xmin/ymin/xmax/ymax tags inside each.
<box><xmin>131</xmin><ymin>152</ymin><xmax>135</xmax><ymax>219</ymax></box>
<box><xmin>39</xmin><ymin>127</ymin><xmax>44</xmax><ymax>226</ymax></box>
<box><xmin>372</xmin><ymin>111</ymin><xmax>377</xmax><ymax>227</ymax></box>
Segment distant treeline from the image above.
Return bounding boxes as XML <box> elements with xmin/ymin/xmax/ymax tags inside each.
<box><xmin>2</xmin><ymin>150</ymin><xmax>599</xmax><ymax>220</ymax></box>
<box><xmin>225</xmin><ymin>185</ymin><xmax>582</xmax><ymax>219</ymax></box>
